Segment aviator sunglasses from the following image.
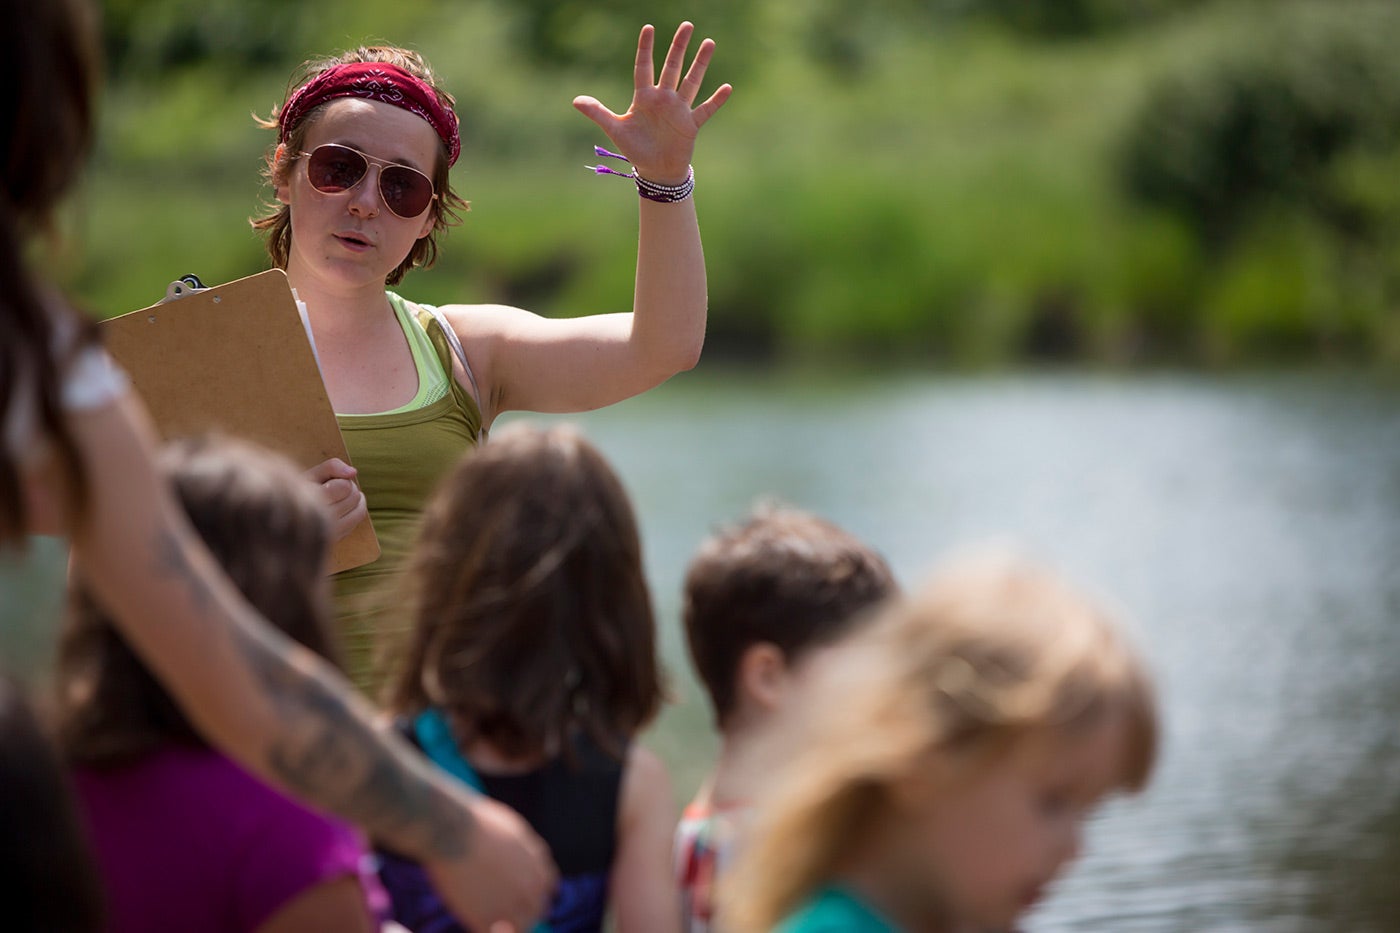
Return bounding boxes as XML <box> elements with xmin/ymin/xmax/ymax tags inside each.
<box><xmin>298</xmin><ymin>143</ymin><xmax>438</xmax><ymax>218</ymax></box>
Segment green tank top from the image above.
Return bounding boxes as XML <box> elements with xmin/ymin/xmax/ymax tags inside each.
<box><xmin>332</xmin><ymin>292</ymin><xmax>482</xmax><ymax>694</ymax></box>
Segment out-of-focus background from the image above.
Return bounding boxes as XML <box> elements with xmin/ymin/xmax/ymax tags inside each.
<box><xmin>6</xmin><ymin>0</ymin><xmax>1400</xmax><ymax>929</ymax></box>
<box><xmin>52</xmin><ymin>0</ymin><xmax>1400</xmax><ymax>366</ymax></box>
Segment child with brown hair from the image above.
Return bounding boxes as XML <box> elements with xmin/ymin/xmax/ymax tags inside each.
<box><xmin>676</xmin><ymin>505</ymin><xmax>897</xmax><ymax>932</ymax></box>
<box><xmin>379</xmin><ymin>423</ymin><xmax>678</xmax><ymax>933</ymax></box>
<box><xmin>721</xmin><ymin>554</ymin><xmax>1159</xmax><ymax>933</ymax></box>
<box><xmin>55</xmin><ymin>436</ymin><xmax>386</xmax><ymax>933</ymax></box>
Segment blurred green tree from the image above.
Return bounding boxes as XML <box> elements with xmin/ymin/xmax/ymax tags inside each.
<box><xmin>1120</xmin><ymin>1</ymin><xmax>1400</xmax><ymax>244</ymax></box>
<box><xmin>102</xmin><ymin>0</ymin><xmax>310</xmax><ymax>78</ymax></box>
<box><xmin>940</xmin><ymin>0</ymin><xmax>1205</xmax><ymax>37</ymax></box>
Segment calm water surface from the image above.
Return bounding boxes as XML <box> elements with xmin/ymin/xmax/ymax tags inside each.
<box><xmin>4</xmin><ymin>369</ymin><xmax>1398</xmax><ymax>930</ymax></box>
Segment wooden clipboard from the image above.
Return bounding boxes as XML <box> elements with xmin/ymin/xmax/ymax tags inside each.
<box><xmin>101</xmin><ymin>269</ymin><xmax>379</xmax><ymax>574</ymax></box>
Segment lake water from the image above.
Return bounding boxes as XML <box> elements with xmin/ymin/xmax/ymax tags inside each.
<box><xmin>4</xmin><ymin>369</ymin><xmax>1398</xmax><ymax>930</ymax></box>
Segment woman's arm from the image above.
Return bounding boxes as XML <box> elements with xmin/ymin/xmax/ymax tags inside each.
<box><xmin>47</xmin><ymin>393</ymin><xmax>554</xmax><ymax>932</ymax></box>
<box><xmin>445</xmin><ymin>22</ymin><xmax>731</xmax><ymax>427</ymax></box>
<box><xmin>609</xmin><ymin>745</ymin><xmax>682</xmax><ymax>933</ymax></box>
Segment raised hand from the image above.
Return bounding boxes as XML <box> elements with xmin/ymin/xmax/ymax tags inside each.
<box><xmin>573</xmin><ymin>22</ymin><xmax>732</xmax><ymax>185</ymax></box>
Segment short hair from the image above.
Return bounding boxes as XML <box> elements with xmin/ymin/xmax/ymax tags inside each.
<box><xmin>390</xmin><ymin>423</ymin><xmax>663</xmax><ymax>762</ymax></box>
<box><xmin>251</xmin><ymin>45</ymin><xmax>468</xmax><ymax>286</ymax></box>
<box><xmin>683</xmin><ymin>504</ymin><xmax>896</xmax><ymax>726</ymax></box>
<box><xmin>55</xmin><ymin>435</ymin><xmax>335</xmax><ymax>767</ymax></box>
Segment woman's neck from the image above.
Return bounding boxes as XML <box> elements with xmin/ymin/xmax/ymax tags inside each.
<box><xmin>283</xmin><ymin>258</ymin><xmax>394</xmax><ymax>334</ymax></box>
<box><xmin>284</xmin><ymin>264</ymin><xmax>418</xmax><ymax>413</ymax></box>
<box><xmin>294</xmin><ymin>283</ymin><xmax>391</xmax><ymax>334</ymax></box>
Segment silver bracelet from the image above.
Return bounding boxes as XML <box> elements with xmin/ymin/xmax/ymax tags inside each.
<box><xmin>634</xmin><ymin>166</ymin><xmax>695</xmax><ymax>203</ymax></box>
<box><xmin>587</xmin><ymin>146</ymin><xmax>695</xmax><ymax>203</ymax></box>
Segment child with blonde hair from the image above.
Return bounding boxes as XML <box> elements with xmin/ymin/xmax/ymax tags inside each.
<box><xmin>721</xmin><ymin>554</ymin><xmax>1158</xmax><ymax>933</ymax></box>
<box><xmin>378</xmin><ymin>423</ymin><xmax>678</xmax><ymax>933</ymax></box>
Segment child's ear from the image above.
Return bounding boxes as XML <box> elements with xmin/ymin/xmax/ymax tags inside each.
<box><xmin>737</xmin><ymin>642</ymin><xmax>791</xmax><ymax>713</ymax></box>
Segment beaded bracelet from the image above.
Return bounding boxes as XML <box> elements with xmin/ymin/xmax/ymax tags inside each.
<box><xmin>587</xmin><ymin>146</ymin><xmax>695</xmax><ymax>203</ymax></box>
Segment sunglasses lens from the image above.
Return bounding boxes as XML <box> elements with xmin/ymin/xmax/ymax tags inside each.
<box><xmin>305</xmin><ymin>145</ymin><xmax>367</xmax><ymax>193</ymax></box>
<box><xmin>380</xmin><ymin>166</ymin><xmax>434</xmax><ymax>218</ymax></box>
<box><xmin>304</xmin><ymin>145</ymin><xmax>434</xmax><ymax>218</ymax></box>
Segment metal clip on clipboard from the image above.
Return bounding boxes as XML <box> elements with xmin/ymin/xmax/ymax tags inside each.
<box><xmin>107</xmin><ymin>268</ymin><xmax>381</xmax><ymax>572</ymax></box>
<box><xmin>160</xmin><ymin>274</ymin><xmax>208</xmax><ymax>304</ymax></box>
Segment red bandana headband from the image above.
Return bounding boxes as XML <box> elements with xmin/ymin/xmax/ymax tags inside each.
<box><xmin>279</xmin><ymin>62</ymin><xmax>461</xmax><ymax>166</ymax></box>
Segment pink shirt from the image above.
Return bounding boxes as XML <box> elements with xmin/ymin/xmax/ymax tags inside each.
<box><xmin>72</xmin><ymin>745</ymin><xmax>385</xmax><ymax>933</ymax></box>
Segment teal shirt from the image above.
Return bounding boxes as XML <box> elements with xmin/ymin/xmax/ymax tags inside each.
<box><xmin>775</xmin><ymin>887</ymin><xmax>898</xmax><ymax>933</ymax></box>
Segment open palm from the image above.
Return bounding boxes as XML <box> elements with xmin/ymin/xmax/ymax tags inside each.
<box><xmin>573</xmin><ymin>22</ymin><xmax>732</xmax><ymax>185</ymax></box>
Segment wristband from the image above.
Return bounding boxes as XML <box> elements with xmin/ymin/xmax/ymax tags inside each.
<box><xmin>634</xmin><ymin>166</ymin><xmax>695</xmax><ymax>203</ymax></box>
<box><xmin>587</xmin><ymin>146</ymin><xmax>695</xmax><ymax>203</ymax></box>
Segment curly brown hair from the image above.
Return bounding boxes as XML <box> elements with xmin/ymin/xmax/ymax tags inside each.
<box><xmin>250</xmin><ymin>46</ymin><xmax>469</xmax><ymax>286</ymax></box>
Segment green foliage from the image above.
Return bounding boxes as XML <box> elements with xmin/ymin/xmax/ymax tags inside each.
<box><xmin>1120</xmin><ymin>1</ymin><xmax>1400</xmax><ymax>242</ymax></box>
<box><xmin>1115</xmin><ymin>2</ymin><xmax>1400</xmax><ymax>362</ymax></box>
<box><xmin>58</xmin><ymin>0</ymin><xmax>1400</xmax><ymax>365</ymax></box>
<box><xmin>952</xmin><ymin>0</ymin><xmax>1206</xmax><ymax>38</ymax></box>
<box><xmin>101</xmin><ymin>0</ymin><xmax>311</xmax><ymax>77</ymax></box>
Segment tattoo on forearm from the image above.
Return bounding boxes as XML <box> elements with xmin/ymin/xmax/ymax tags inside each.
<box><xmin>151</xmin><ymin>527</ymin><xmax>472</xmax><ymax>859</ymax></box>
<box><xmin>232</xmin><ymin>623</ymin><xmax>474</xmax><ymax>859</ymax></box>
<box><xmin>151</xmin><ymin>528</ymin><xmax>215</xmax><ymax>616</ymax></box>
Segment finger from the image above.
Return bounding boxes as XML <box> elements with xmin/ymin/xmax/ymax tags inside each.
<box><xmin>658</xmin><ymin>21</ymin><xmax>694</xmax><ymax>90</ymax></box>
<box><xmin>322</xmin><ymin>477</ymin><xmax>356</xmax><ymax>507</ymax></box>
<box><xmin>330</xmin><ymin>495</ymin><xmax>367</xmax><ymax>541</ymax></box>
<box><xmin>678</xmin><ymin>37</ymin><xmax>716</xmax><ymax>106</ymax></box>
<box><xmin>692</xmin><ymin>83</ymin><xmax>733</xmax><ymax>129</ymax></box>
<box><xmin>334</xmin><ymin>493</ymin><xmax>367</xmax><ymax>526</ymax></box>
<box><xmin>633</xmin><ymin>23</ymin><xmax>655</xmax><ymax>89</ymax></box>
<box><xmin>572</xmin><ymin>95</ymin><xmax>621</xmax><ymax>133</ymax></box>
<box><xmin>340</xmin><ymin>492</ymin><xmax>367</xmax><ymax>527</ymax></box>
<box><xmin>306</xmin><ymin>457</ymin><xmax>356</xmax><ymax>483</ymax></box>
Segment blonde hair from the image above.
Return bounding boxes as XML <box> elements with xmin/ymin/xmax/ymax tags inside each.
<box><xmin>721</xmin><ymin>554</ymin><xmax>1158</xmax><ymax>932</ymax></box>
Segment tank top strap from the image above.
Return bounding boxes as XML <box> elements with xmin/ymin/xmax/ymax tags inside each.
<box><xmin>385</xmin><ymin>294</ymin><xmax>485</xmax><ymax>441</ymax></box>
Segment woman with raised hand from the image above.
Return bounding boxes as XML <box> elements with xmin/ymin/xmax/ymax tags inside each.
<box><xmin>252</xmin><ymin>23</ymin><xmax>731</xmax><ymax>691</ymax></box>
<box><xmin>2</xmin><ymin>2</ymin><xmax>553</xmax><ymax>929</ymax></box>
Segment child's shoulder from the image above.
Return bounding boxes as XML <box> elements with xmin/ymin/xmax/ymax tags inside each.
<box><xmin>618</xmin><ymin>743</ymin><xmax>673</xmax><ymax>823</ymax></box>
